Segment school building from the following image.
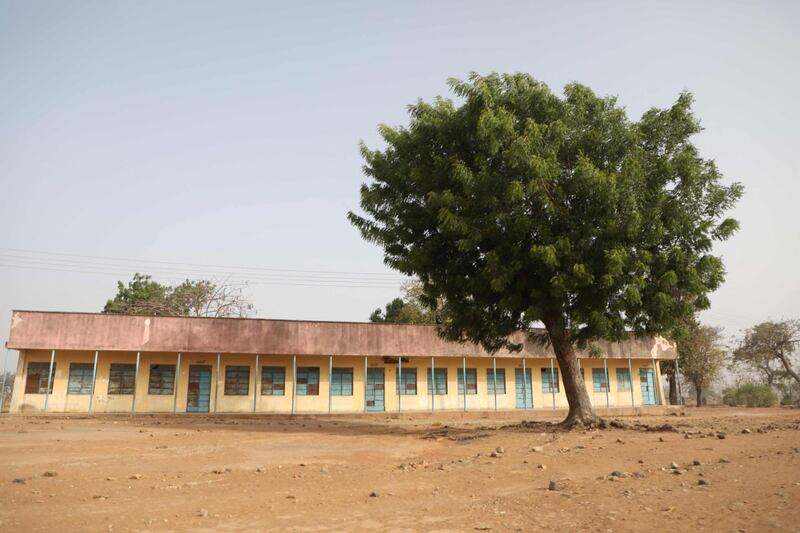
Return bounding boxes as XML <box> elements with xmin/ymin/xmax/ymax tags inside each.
<box><xmin>5</xmin><ymin>310</ymin><xmax>676</xmax><ymax>415</ymax></box>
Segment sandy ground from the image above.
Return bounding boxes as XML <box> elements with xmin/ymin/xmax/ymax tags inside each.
<box><xmin>0</xmin><ymin>408</ymin><xmax>798</xmax><ymax>532</ymax></box>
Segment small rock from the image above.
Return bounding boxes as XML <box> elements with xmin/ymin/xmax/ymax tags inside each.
<box><xmin>531</xmin><ymin>446</ymin><xmax>544</xmax><ymax>453</ymax></box>
<box><xmin>105</xmin><ymin>477</ymin><xmax>115</xmax><ymax>481</ymax></box>
<box><xmin>42</xmin><ymin>471</ymin><xmax>58</xmax><ymax>478</ymax></box>
<box><xmin>129</xmin><ymin>474</ymin><xmax>142</xmax><ymax>480</ymax></box>
<box><xmin>719</xmin><ymin>458</ymin><xmax>731</xmax><ymax>464</ymax></box>
<box><xmin>93</xmin><ymin>494</ymin><xmax>109</xmax><ymax>500</ymax></box>
<box><xmin>670</xmin><ymin>462</ymin><xmax>679</xmax><ymax>469</ymax></box>
<box><xmin>197</xmin><ymin>508</ymin><xmax>209</xmax><ymax>517</ymax></box>
<box><xmin>742</xmin><ymin>428</ymin><xmax>751</xmax><ymax>434</ymax></box>
<box><xmin>717</xmin><ymin>432</ymin><xmax>727</xmax><ymax>440</ymax></box>
<box><xmin>489</xmin><ymin>451</ymin><xmax>499</xmax><ymax>458</ymax></box>
<box><xmin>616</xmin><ymin>438</ymin><xmax>625</xmax><ymax>444</ymax></box>
<box><xmin>496</xmin><ymin>446</ymin><xmax>505</xmax><ymax>454</ymax></box>
<box><xmin>610</xmin><ymin>470</ymin><xmax>624</xmax><ymax>478</ymax></box>
<box><xmin>537</xmin><ymin>464</ymin><xmax>547</xmax><ymax>470</ymax></box>
<box><xmin>256</xmin><ymin>467</ymin><xmax>265</xmax><ymax>473</ymax></box>
<box><xmin>369</xmin><ymin>491</ymin><xmax>379</xmax><ymax>498</ymax></box>
<box><xmin>692</xmin><ymin>460</ymin><xmax>701</xmax><ymax>466</ymax></box>
<box><xmin>698</xmin><ymin>479</ymin><xmax>709</xmax><ymax>486</ymax></box>
<box><xmin>547</xmin><ymin>480</ymin><xmax>560</xmax><ymax>491</ymax></box>
<box><xmin>12</xmin><ymin>478</ymin><xmax>26</xmax><ymax>484</ymax></box>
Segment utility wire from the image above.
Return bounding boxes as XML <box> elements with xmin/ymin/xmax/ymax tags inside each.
<box><xmin>0</xmin><ymin>247</ymin><xmax>404</xmax><ymax>278</ymax></box>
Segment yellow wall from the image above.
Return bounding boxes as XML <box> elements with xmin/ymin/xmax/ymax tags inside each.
<box><xmin>10</xmin><ymin>349</ymin><xmax>667</xmax><ymax>414</ymax></box>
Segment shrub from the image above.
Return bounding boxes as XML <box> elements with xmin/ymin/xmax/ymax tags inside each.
<box><xmin>722</xmin><ymin>384</ymin><xmax>778</xmax><ymax>407</ymax></box>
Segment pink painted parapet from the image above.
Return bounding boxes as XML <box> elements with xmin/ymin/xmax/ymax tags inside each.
<box><xmin>7</xmin><ymin>310</ymin><xmax>677</xmax><ymax>360</ymax></box>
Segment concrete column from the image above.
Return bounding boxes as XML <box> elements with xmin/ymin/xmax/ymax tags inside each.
<box><xmin>492</xmin><ymin>356</ymin><xmax>498</xmax><ymax>412</ymax></box>
<box><xmin>430</xmin><ymin>356</ymin><xmax>435</xmax><ymax>412</ymax></box>
<box><xmin>214</xmin><ymin>353</ymin><xmax>220</xmax><ymax>415</ymax></box>
<box><xmin>172</xmin><ymin>352</ymin><xmax>181</xmax><ymax>414</ymax></box>
<box><xmin>291</xmin><ymin>353</ymin><xmax>297</xmax><ymax>415</ymax></box>
<box><xmin>627</xmin><ymin>357</ymin><xmax>635</xmax><ymax>407</ymax></box>
<box><xmin>329</xmin><ymin>354</ymin><xmax>333</xmax><ymax>415</ymax></box>
<box><xmin>462</xmin><ymin>356</ymin><xmax>467</xmax><ymax>412</ymax></box>
<box><xmin>43</xmin><ymin>350</ymin><xmax>55</xmax><ymax>414</ymax></box>
<box><xmin>674</xmin><ymin>359</ymin><xmax>684</xmax><ymax>406</ymax></box>
<box><xmin>550</xmin><ymin>357</ymin><xmax>556</xmax><ymax>410</ymax></box>
<box><xmin>603</xmin><ymin>357</ymin><xmax>610</xmax><ymax>408</ymax></box>
<box><xmin>131</xmin><ymin>351</ymin><xmax>140</xmax><ymax>415</ymax></box>
<box><xmin>397</xmin><ymin>356</ymin><xmax>401</xmax><ymax>413</ymax></box>
<box><xmin>522</xmin><ymin>355</ymin><xmax>528</xmax><ymax>409</ymax></box>
<box><xmin>363</xmin><ymin>355</ymin><xmax>368</xmax><ymax>413</ymax></box>
<box><xmin>88</xmin><ymin>350</ymin><xmax>98</xmax><ymax>415</ymax></box>
<box><xmin>253</xmin><ymin>354</ymin><xmax>259</xmax><ymax>414</ymax></box>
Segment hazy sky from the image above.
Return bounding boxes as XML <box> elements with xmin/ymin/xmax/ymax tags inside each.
<box><xmin>1</xmin><ymin>0</ymin><xmax>798</xmax><ymax>361</ymax></box>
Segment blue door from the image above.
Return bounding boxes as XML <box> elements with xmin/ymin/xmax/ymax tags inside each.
<box><xmin>639</xmin><ymin>368</ymin><xmax>656</xmax><ymax>405</ymax></box>
<box><xmin>187</xmin><ymin>365</ymin><xmax>211</xmax><ymax>413</ymax></box>
<box><xmin>366</xmin><ymin>368</ymin><xmax>385</xmax><ymax>411</ymax></box>
<box><xmin>514</xmin><ymin>368</ymin><xmax>533</xmax><ymax>409</ymax></box>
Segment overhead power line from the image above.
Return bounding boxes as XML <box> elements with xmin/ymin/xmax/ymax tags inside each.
<box><xmin>0</xmin><ymin>247</ymin><xmax>404</xmax><ymax>277</ymax></box>
<box><xmin>0</xmin><ymin>247</ymin><xmax>408</xmax><ymax>290</ymax></box>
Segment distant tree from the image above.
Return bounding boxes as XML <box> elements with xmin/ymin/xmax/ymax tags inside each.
<box><xmin>733</xmin><ymin>320</ymin><xmax>800</xmax><ymax>385</ymax></box>
<box><xmin>349</xmin><ymin>72</ymin><xmax>743</xmax><ymax>426</ymax></box>
<box><xmin>103</xmin><ymin>273</ymin><xmax>172</xmax><ymax>315</ymax></box>
<box><xmin>104</xmin><ymin>273</ymin><xmax>254</xmax><ymax>318</ymax></box>
<box><xmin>678</xmin><ymin>320</ymin><xmax>726</xmax><ymax>406</ymax></box>
<box><xmin>369</xmin><ymin>280</ymin><xmax>445</xmax><ymax>324</ymax></box>
<box><xmin>733</xmin><ymin>320</ymin><xmax>800</xmax><ymax>398</ymax></box>
<box><xmin>370</xmin><ymin>297</ymin><xmax>406</xmax><ymax>323</ymax></box>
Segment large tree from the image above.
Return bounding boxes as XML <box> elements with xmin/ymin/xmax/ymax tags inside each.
<box><xmin>349</xmin><ymin>72</ymin><xmax>742</xmax><ymax>426</ymax></box>
<box><xmin>733</xmin><ymin>320</ymin><xmax>800</xmax><ymax>389</ymax></box>
<box><xmin>677</xmin><ymin>320</ymin><xmax>726</xmax><ymax>406</ymax></box>
<box><xmin>369</xmin><ymin>280</ymin><xmax>444</xmax><ymax>324</ymax></box>
<box><xmin>104</xmin><ymin>273</ymin><xmax>254</xmax><ymax>318</ymax></box>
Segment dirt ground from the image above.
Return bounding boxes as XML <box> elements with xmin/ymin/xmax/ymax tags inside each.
<box><xmin>0</xmin><ymin>408</ymin><xmax>798</xmax><ymax>532</ymax></box>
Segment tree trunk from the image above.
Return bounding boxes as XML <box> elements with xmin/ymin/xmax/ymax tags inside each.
<box><xmin>543</xmin><ymin>314</ymin><xmax>599</xmax><ymax>428</ymax></box>
<box><xmin>696</xmin><ymin>387</ymin><xmax>702</xmax><ymax>407</ymax></box>
<box><xmin>668</xmin><ymin>372</ymin><xmax>678</xmax><ymax>405</ymax></box>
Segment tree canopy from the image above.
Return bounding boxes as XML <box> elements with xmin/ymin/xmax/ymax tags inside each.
<box><xmin>369</xmin><ymin>280</ymin><xmax>443</xmax><ymax>324</ymax></box>
<box><xmin>103</xmin><ymin>273</ymin><xmax>254</xmax><ymax>318</ymax></box>
<box><xmin>733</xmin><ymin>319</ymin><xmax>800</xmax><ymax>388</ymax></box>
<box><xmin>349</xmin><ymin>72</ymin><xmax>742</xmax><ymax>425</ymax></box>
<box><xmin>677</xmin><ymin>319</ymin><xmax>726</xmax><ymax>406</ymax></box>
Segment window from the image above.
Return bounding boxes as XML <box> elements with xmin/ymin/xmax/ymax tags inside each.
<box><xmin>108</xmin><ymin>364</ymin><xmax>136</xmax><ymax>395</ymax></box>
<box><xmin>396</xmin><ymin>368</ymin><xmax>417</xmax><ymax>395</ymax></box>
<box><xmin>486</xmin><ymin>368</ymin><xmax>506</xmax><ymax>394</ymax></box>
<box><xmin>542</xmin><ymin>368</ymin><xmax>560</xmax><ymax>393</ymax></box>
<box><xmin>426</xmin><ymin>368</ymin><xmax>447</xmax><ymax>395</ymax></box>
<box><xmin>592</xmin><ymin>368</ymin><xmax>609</xmax><ymax>392</ymax></box>
<box><xmin>67</xmin><ymin>363</ymin><xmax>94</xmax><ymax>394</ymax></box>
<box><xmin>330</xmin><ymin>367</ymin><xmax>353</xmax><ymax>396</ymax></box>
<box><xmin>457</xmin><ymin>368</ymin><xmax>478</xmax><ymax>395</ymax></box>
<box><xmin>616</xmin><ymin>368</ymin><xmax>632</xmax><ymax>392</ymax></box>
<box><xmin>261</xmin><ymin>367</ymin><xmax>285</xmax><ymax>396</ymax></box>
<box><xmin>25</xmin><ymin>362</ymin><xmax>55</xmax><ymax>394</ymax></box>
<box><xmin>148</xmin><ymin>364</ymin><xmax>175</xmax><ymax>395</ymax></box>
<box><xmin>225</xmin><ymin>366</ymin><xmax>250</xmax><ymax>395</ymax></box>
<box><xmin>296</xmin><ymin>367</ymin><xmax>320</xmax><ymax>396</ymax></box>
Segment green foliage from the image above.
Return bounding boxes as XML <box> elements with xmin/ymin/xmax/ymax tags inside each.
<box><xmin>370</xmin><ymin>298</ymin><xmax>406</xmax><ymax>323</ymax></box>
<box><xmin>722</xmin><ymin>383</ymin><xmax>778</xmax><ymax>407</ymax></box>
<box><xmin>349</xmin><ymin>72</ymin><xmax>743</xmax><ymax>354</ymax></box>
<box><xmin>103</xmin><ymin>273</ymin><xmax>172</xmax><ymax>315</ymax></box>
<box><xmin>733</xmin><ymin>319</ymin><xmax>800</xmax><ymax>387</ymax></box>
<box><xmin>369</xmin><ymin>280</ymin><xmax>442</xmax><ymax>324</ymax></box>
<box><xmin>103</xmin><ymin>273</ymin><xmax>253</xmax><ymax>318</ymax></box>
<box><xmin>678</xmin><ymin>319</ymin><xmax>726</xmax><ymax>404</ymax></box>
